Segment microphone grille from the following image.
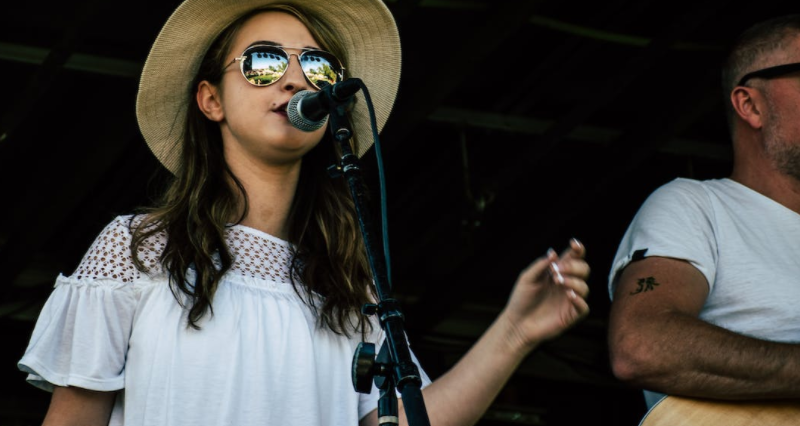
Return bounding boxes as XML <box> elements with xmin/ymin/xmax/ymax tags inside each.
<box><xmin>287</xmin><ymin>90</ymin><xmax>327</xmax><ymax>132</ymax></box>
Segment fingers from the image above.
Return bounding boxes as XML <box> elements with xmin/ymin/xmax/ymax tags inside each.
<box><xmin>550</xmin><ymin>239</ymin><xmax>590</xmax><ymax>299</ymax></box>
<box><xmin>560</xmin><ymin>274</ymin><xmax>590</xmax><ymax>299</ymax></box>
<box><xmin>569</xmin><ymin>290</ymin><xmax>591</xmax><ymax>317</ymax></box>
<box><xmin>561</xmin><ymin>260</ymin><xmax>591</xmax><ymax>318</ymax></box>
<box><xmin>549</xmin><ymin>244</ymin><xmax>590</xmax><ymax>279</ymax></box>
<box><xmin>546</xmin><ymin>248</ymin><xmax>563</xmax><ymax>283</ymax></box>
<box><xmin>522</xmin><ymin>239</ymin><xmax>590</xmax><ymax>286</ymax></box>
<box><xmin>552</xmin><ymin>257</ymin><xmax>590</xmax><ymax>281</ymax></box>
<box><xmin>560</xmin><ymin>237</ymin><xmax>586</xmax><ymax>260</ymax></box>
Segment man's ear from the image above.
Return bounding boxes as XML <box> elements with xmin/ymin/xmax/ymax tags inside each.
<box><xmin>197</xmin><ymin>80</ymin><xmax>224</xmax><ymax>122</ymax></box>
<box><xmin>730</xmin><ymin>86</ymin><xmax>763</xmax><ymax>130</ymax></box>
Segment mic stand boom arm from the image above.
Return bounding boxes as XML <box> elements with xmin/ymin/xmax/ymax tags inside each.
<box><xmin>324</xmin><ymin>81</ymin><xmax>431</xmax><ymax>426</ymax></box>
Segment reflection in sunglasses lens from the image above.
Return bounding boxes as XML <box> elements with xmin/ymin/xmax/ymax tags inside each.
<box><xmin>244</xmin><ymin>49</ymin><xmax>288</xmax><ymax>86</ymax></box>
<box><xmin>240</xmin><ymin>47</ymin><xmax>341</xmax><ymax>88</ymax></box>
<box><xmin>301</xmin><ymin>53</ymin><xmax>338</xmax><ymax>88</ymax></box>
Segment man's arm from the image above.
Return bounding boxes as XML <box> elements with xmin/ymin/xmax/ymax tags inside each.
<box><xmin>42</xmin><ymin>386</ymin><xmax>116</xmax><ymax>426</ymax></box>
<box><xmin>608</xmin><ymin>256</ymin><xmax>800</xmax><ymax>400</ymax></box>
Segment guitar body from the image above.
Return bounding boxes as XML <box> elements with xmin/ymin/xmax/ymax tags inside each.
<box><xmin>639</xmin><ymin>395</ymin><xmax>800</xmax><ymax>426</ymax></box>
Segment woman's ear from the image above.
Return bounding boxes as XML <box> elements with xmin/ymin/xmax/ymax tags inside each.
<box><xmin>197</xmin><ymin>81</ymin><xmax>224</xmax><ymax>122</ymax></box>
<box><xmin>730</xmin><ymin>86</ymin><xmax>763</xmax><ymax>130</ymax></box>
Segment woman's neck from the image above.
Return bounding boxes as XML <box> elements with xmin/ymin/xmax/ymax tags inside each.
<box><xmin>227</xmin><ymin>156</ymin><xmax>301</xmax><ymax>240</ymax></box>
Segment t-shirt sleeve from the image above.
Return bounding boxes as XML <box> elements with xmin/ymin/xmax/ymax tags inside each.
<box><xmin>17</xmin><ymin>216</ymin><xmax>146</xmax><ymax>392</ymax></box>
<box><xmin>607</xmin><ymin>178</ymin><xmax>718</xmax><ymax>300</ymax></box>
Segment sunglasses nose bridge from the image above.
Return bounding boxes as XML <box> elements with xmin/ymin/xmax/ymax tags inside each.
<box><xmin>287</xmin><ymin>53</ymin><xmax>304</xmax><ymax>72</ymax></box>
<box><xmin>280</xmin><ymin>52</ymin><xmax>313</xmax><ymax>89</ymax></box>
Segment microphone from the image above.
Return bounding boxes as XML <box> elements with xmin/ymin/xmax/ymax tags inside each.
<box><xmin>287</xmin><ymin>79</ymin><xmax>361</xmax><ymax>132</ymax></box>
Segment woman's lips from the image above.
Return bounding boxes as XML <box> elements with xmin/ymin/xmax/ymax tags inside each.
<box><xmin>273</xmin><ymin>102</ymin><xmax>289</xmax><ymax>118</ymax></box>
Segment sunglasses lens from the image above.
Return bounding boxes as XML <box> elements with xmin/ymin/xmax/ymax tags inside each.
<box><xmin>300</xmin><ymin>51</ymin><xmax>342</xmax><ymax>88</ymax></box>
<box><xmin>241</xmin><ymin>47</ymin><xmax>289</xmax><ymax>86</ymax></box>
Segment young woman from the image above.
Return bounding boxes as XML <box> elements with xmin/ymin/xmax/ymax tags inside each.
<box><xmin>18</xmin><ymin>1</ymin><xmax>591</xmax><ymax>425</ymax></box>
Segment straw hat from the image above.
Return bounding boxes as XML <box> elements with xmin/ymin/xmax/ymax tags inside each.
<box><xmin>136</xmin><ymin>0</ymin><xmax>401</xmax><ymax>174</ymax></box>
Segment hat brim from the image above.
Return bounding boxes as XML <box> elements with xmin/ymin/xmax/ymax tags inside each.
<box><xmin>136</xmin><ymin>0</ymin><xmax>401</xmax><ymax>173</ymax></box>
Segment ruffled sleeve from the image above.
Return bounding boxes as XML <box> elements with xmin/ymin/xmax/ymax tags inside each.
<box><xmin>18</xmin><ymin>215</ymin><xmax>162</xmax><ymax>392</ymax></box>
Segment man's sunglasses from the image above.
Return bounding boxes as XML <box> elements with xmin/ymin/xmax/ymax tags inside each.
<box><xmin>227</xmin><ymin>44</ymin><xmax>345</xmax><ymax>90</ymax></box>
<box><xmin>737</xmin><ymin>62</ymin><xmax>800</xmax><ymax>86</ymax></box>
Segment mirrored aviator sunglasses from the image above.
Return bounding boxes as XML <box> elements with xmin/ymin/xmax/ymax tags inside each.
<box><xmin>231</xmin><ymin>44</ymin><xmax>345</xmax><ymax>89</ymax></box>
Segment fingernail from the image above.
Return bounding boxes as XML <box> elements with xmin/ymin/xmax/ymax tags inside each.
<box><xmin>569</xmin><ymin>289</ymin><xmax>577</xmax><ymax>299</ymax></box>
<box><xmin>551</xmin><ymin>262</ymin><xmax>564</xmax><ymax>284</ymax></box>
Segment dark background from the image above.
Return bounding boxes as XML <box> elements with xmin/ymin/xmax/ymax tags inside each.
<box><xmin>1</xmin><ymin>0</ymin><xmax>797</xmax><ymax>425</ymax></box>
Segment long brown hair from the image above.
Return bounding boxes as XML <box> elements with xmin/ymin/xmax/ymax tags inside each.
<box><xmin>131</xmin><ymin>5</ymin><xmax>375</xmax><ymax>336</ymax></box>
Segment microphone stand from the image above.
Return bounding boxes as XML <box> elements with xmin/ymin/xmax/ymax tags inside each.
<box><xmin>324</xmin><ymin>81</ymin><xmax>431</xmax><ymax>426</ymax></box>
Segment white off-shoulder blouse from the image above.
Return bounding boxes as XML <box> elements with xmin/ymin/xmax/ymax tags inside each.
<box><xmin>18</xmin><ymin>215</ymin><xmax>430</xmax><ymax>425</ymax></box>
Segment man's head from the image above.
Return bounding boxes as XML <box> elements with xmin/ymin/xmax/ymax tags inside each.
<box><xmin>722</xmin><ymin>15</ymin><xmax>800</xmax><ymax>181</ymax></box>
<box><xmin>722</xmin><ymin>15</ymin><xmax>800</xmax><ymax>126</ymax></box>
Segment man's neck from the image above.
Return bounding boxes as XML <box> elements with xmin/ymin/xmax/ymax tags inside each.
<box><xmin>730</xmin><ymin>166</ymin><xmax>800</xmax><ymax>214</ymax></box>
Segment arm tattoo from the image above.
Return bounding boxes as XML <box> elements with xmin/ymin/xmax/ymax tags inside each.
<box><xmin>630</xmin><ymin>276</ymin><xmax>660</xmax><ymax>295</ymax></box>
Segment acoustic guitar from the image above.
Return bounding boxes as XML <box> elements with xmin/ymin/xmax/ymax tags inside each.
<box><xmin>638</xmin><ymin>395</ymin><xmax>800</xmax><ymax>426</ymax></box>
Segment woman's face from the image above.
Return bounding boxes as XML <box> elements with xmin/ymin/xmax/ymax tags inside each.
<box><xmin>204</xmin><ymin>11</ymin><xmax>330</xmax><ymax>169</ymax></box>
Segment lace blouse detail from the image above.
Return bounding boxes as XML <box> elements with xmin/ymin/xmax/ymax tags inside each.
<box><xmin>72</xmin><ymin>216</ymin><xmax>296</xmax><ymax>285</ymax></box>
<box><xmin>227</xmin><ymin>226</ymin><xmax>295</xmax><ymax>284</ymax></box>
<box><xmin>72</xmin><ymin>217</ymin><xmax>162</xmax><ymax>282</ymax></box>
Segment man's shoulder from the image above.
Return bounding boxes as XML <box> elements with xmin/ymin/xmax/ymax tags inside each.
<box><xmin>658</xmin><ymin>177</ymin><xmax>710</xmax><ymax>192</ymax></box>
<box><xmin>642</xmin><ymin>177</ymin><xmax>714</xmax><ymax>207</ymax></box>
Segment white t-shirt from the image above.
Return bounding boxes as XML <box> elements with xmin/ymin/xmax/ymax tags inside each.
<box><xmin>608</xmin><ymin>178</ymin><xmax>800</xmax><ymax>408</ymax></box>
<box><xmin>18</xmin><ymin>215</ymin><xmax>431</xmax><ymax>425</ymax></box>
